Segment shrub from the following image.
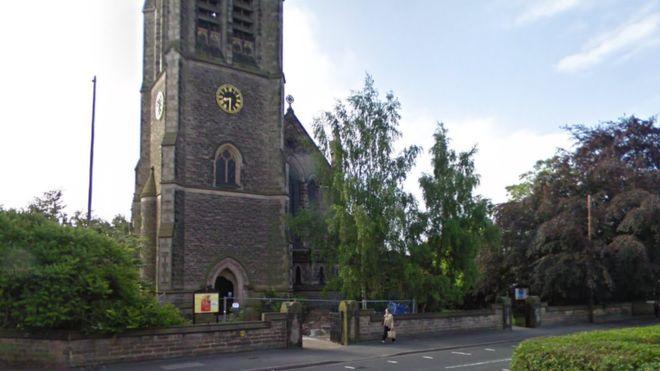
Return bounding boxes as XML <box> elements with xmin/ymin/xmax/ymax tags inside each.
<box><xmin>511</xmin><ymin>324</ymin><xmax>660</xmax><ymax>370</ymax></box>
<box><xmin>0</xmin><ymin>210</ymin><xmax>184</xmax><ymax>334</ymax></box>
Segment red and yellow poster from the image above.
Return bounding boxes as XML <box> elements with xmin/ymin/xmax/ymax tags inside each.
<box><xmin>194</xmin><ymin>293</ymin><xmax>220</xmax><ymax>314</ymax></box>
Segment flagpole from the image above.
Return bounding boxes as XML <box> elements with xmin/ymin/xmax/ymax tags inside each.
<box><xmin>87</xmin><ymin>76</ymin><xmax>97</xmax><ymax>222</ymax></box>
<box><xmin>587</xmin><ymin>194</ymin><xmax>594</xmax><ymax>322</ymax></box>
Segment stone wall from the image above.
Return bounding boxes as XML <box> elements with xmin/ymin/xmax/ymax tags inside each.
<box><xmin>0</xmin><ymin>313</ymin><xmax>291</xmax><ymax>368</ymax></box>
<box><xmin>358</xmin><ymin>306</ymin><xmax>504</xmax><ymax>341</ymax></box>
<box><xmin>541</xmin><ymin>305</ymin><xmax>591</xmax><ymax>326</ymax></box>
<box><xmin>542</xmin><ymin>302</ymin><xmax>634</xmax><ymax>326</ymax></box>
<box><xmin>592</xmin><ymin>302</ymin><xmax>633</xmax><ymax>323</ymax></box>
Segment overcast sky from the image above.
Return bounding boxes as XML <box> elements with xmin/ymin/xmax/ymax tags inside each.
<box><xmin>1</xmin><ymin>0</ymin><xmax>659</xmax><ymax>220</ymax></box>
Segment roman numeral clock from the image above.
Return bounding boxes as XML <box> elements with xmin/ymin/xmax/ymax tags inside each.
<box><xmin>216</xmin><ymin>84</ymin><xmax>244</xmax><ymax>114</ymax></box>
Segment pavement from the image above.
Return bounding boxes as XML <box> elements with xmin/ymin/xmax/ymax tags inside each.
<box><xmin>99</xmin><ymin>318</ymin><xmax>658</xmax><ymax>371</ymax></box>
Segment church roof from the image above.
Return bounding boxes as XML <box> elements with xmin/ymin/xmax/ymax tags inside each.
<box><xmin>284</xmin><ymin>107</ymin><xmax>314</xmax><ymax>144</ymax></box>
<box><xmin>283</xmin><ymin>107</ymin><xmax>327</xmax><ymax>161</ymax></box>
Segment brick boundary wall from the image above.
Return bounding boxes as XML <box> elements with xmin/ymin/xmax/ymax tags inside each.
<box><xmin>358</xmin><ymin>305</ymin><xmax>504</xmax><ymax>341</ymax></box>
<box><xmin>542</xmin><ymin>302</ymin><xmax>642</xmax><ymax>326</ymax></box>
<box><xmin>541</xmin><ymin>305</ymin><xmax>591</xmax><ymax>326</ymax></box>
<box><xmin>0</xmin><ymin>312</ymin><xmax>291</xmax><ymax>368</ymax></box>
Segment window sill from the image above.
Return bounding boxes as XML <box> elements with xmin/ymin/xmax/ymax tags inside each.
<box><xmin>214</xmin><ymin>184</ymin><xmax>241</xmax><ymax>191</ymax></box>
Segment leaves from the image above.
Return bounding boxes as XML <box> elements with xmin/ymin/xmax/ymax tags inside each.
<box><xmin>295</xmin><ymin>78</ymin><xmax>500</xmax><ymax>310</ymax></box>
<box><xmin>309</xmin><ymin>75</ymin><xmax>420</xmax><ymax>300</ymax></box>
<box><xmin>416</xmin><ymin>123</ymin><xmax>499</xmax><ymax>309</ymax></box>
<box><xmin>0</xmin><ymin>209</ymin><xmax>184</xmax><ymax>334</ymax></box>
<box><xmin>485</xmin><ymin>116</ymin><xmax>660</xmax><ymax>304</ymax></box>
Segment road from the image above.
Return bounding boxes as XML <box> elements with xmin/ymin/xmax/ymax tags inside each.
<box><xmin>296</xmin><ymin>341</ymin><xmax>517</xmax><ymax>371</ymax></box>
<box><xmin>101</xmin><ymin>319</ymin><xmax>657</xmax><ymax>371</ymax></box>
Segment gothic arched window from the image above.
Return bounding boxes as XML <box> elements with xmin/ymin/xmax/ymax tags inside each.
<box><xmin>289</xmin><ymin>167</ymin><xmax>302</xmax><ymax>215</ymax></box>
<box><xmin>308</xmin><ymin>179</ymin><xmax>319</xmax><ymax>207</ymax></box>
<box><xmin>295</xmin><ymin>266</ymin><xmax>302</xmax><ymax>285</ymax></box>
<box><xmin>214</xmin><ymin>144</ymin><xmax>242</xmax><ymax>186</ymax></box>
<box><xmin>318</xmin><ymin>266</ymin><xmax>325</xmax><ymax>285</ymax></box>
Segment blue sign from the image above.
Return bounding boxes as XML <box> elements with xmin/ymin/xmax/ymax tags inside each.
<box><xmin>515</xmin><ymin>288</ymin><xmax>528</xmax><ymax>300</ymax></box>
<box><xmin>388</xmin><ymin>301</ymin><xmax>411</xmax><ymax>315</ymax></box>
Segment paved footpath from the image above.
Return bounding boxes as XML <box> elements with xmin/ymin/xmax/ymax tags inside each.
<box><xmin>100</xmin><ymin>318</ymin><xmax>657</xmax><ymax>371</ymax></box>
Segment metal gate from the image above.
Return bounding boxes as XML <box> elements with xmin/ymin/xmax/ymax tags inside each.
<box><xmin>329</xmin><ymin>312</ymin><xmax>342</xmax><ymax>343</ymax></box>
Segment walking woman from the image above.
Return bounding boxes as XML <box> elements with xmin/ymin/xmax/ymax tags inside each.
<box><xmin>382</xmin><ymin>308</ymin><xmax>396</xmax><ymax>343</ymax></box>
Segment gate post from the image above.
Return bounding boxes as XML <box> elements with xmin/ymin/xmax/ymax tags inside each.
<box><xmin>500</xmin><ymin>296</ymin><xmax>512</xmax><ymax>330</ymax></box>
<box><xmin>280</xmin><ymin>301</ymin><xmax>303</xmax><ymax>348</ymax></box>
<box><xmin>525</xmin><ymin>296</ymin><xmax>542</xmax><ymax>328</ymax></box>
<box><xmin>338</xmin><ymin>300</ymin><xmax>359</xmax><ymax>345</ymax></box>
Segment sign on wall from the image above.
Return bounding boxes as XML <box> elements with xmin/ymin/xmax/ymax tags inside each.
<box><xmin>515</xmin><ymin>288</ymin><xmax>528</xmax><ymax>300</ymax></box>
<box><xmin>194</xmin><ymin>292</ymin><xmax>220</xmax><ymax>314</ymax></box>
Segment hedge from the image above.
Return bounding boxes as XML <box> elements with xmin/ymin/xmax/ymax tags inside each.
<box><xmin>511</xmin><ymin>324</ymin><xmax>660</xmax><ymax>370</ymax></box>
<box><xmin>0</xmin><ymin>210</ymin><xmax>184</xmax><ymax>334</ymax></box>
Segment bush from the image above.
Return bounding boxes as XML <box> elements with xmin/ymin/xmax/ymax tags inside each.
<box><xmin>511</xmin><ymin>324</ymin><xmax>660</xmax><ymax>370</ymax></box>
<box><xmin>0</xmin><ymin>210</ymin><xmax>184</xmax><ymax>334</ymax></box>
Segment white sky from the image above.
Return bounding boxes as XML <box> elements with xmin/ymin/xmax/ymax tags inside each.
<box><xmin>3</xmin><ymin>1</ymin><xmax>657</xmax><ymax>220</ymax></box>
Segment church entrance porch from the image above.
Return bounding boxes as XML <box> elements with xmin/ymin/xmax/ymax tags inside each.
<box><xmin>214</xmin><ymin>272</ymin><xmax>235</xmax><ymax>310</ymax></box>
<box><xmin>206</xmin><ymin>257</ymin><xmax>249</xmax><ymax>305</ymax></box>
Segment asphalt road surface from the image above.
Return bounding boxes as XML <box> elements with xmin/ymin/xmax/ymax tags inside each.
<box><xmin>295</xmin><ymin>341</ymin><xmax>518</xmax><ymax>371</ymax></box>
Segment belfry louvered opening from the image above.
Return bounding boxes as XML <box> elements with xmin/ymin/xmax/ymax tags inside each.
<box><xmin>231</xmin><ymin>0</ymin><xmax>256</xmax><ymax>62</ymax></box>
<box><xmin>196</xmin><ymin>0</ymin><xmax>223</xmax><ymax>55</ymax></box>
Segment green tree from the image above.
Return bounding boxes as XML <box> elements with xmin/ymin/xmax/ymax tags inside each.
<box><xmin>311</xmin><ymin>75</ymin><xmax>420</xmax><ymax>300</ymax></box>
<box><xmin>413</xmin><ymin>123</ymin><xmax>500</xmax><ymax>310</ymax></box>
<box><xmin>26</xmin><ymin>189</ymin><xmax>68</xmax><ymax>223</ymax></box>
<box><xmin>0</xmin><ymin>209</ymin><xmax>184</xmax><ymax>334</ymax></box>
<box><xmin>26</xmin><ymin>190</ymin><xmax>142</xmax><ymax>259</ymax></box>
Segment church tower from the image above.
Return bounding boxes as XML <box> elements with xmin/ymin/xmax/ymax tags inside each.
<box><xmin>132</xmin><ymin>0</ymin><xmax>289</xmax><ymax>309</ymax></box>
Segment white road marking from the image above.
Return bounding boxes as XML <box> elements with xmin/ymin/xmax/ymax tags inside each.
<box><xmin>503</xmin><ymin>369</ymin><xmax>511</xmax><ymax>371</ymax></box>
<box><xmin>387</xmin><ymin>360</ymin><xmax>398</xmax><ymax>364</ymax></box>
<box><xmin>423</xmin><ymin>356</ymin><xmax>434</xmax><ymax>359</ymax></box>
<box><xmin>485</xmin><ymin>348</ymin><xmax>496</xmax><ymax>351</ymax></box>
<box><xmin>161</xmin><ymin>362</ymin><xmax>204</xmax><ymax>370</ymax></box>
<box><xmin>451</xmin><ymin>351</ymin><xmax>472</xmax><ymax>356</ymax></box>
<box><xmin>445</xmin><ymin>358</ymin><xmax>512</xmax><ymax>369</ymax></box>
<box><xmin>344</xmin><ymin>367</ymin><xmax>356</xmax><ymax>370</ymax></box>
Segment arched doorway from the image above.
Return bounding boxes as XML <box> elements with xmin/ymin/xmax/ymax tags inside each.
<box><xmin>215</xmin><ymin>275</ymin><xmax>234</xmax><ymax>298</ymax></box>
<box><xmin>215</xmin><ymin>272</ymin><xmax>236</xmax><ymax>312</ymax></box>
<box><xmin>206</xmin><ymin>257</ymin><xmax>249</xmax><ymax>305</ymax></box>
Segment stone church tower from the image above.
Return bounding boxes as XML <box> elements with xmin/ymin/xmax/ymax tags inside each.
<box><xmin>132</xmin><ymin>0</ymin><xmax>293</xmax><ymax>309</ymax></box>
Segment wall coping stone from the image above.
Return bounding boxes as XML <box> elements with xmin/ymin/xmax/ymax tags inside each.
<box><xmin>361</xmin><ymin>308</ymin><xmax>495</xmax><ymax>322</ymax></box>
<box><xmin>0</xmin><ymin>320</ymin><xmax>274</xmax><ymax>340</ymax></box>
<box><xmin>543</xmin><ymin>302</ymin><xmax>633</xmax><ymax>312</ymax></box>
<box><xmin>0</xmin><ymin>313</ymin><xmax>289</xmax><ymax>368</ymax></box>
<box><xmin>262</xmin><ymin>312</ymin><xmax>288</xmax><ymax>321</ymax></box>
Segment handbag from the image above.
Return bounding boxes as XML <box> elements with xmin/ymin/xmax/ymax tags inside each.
<box><xmin>387</xmin><ymin>329</ymin><xmax>396</xmax><ymax>339</ymax></box>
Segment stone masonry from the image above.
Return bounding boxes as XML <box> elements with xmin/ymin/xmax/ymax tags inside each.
<box><xmin>130</xmin><ymin>0</ymin><xmax>329</xmax><ymax>312</ymax></box>
<box><xmin>0</xmin><ymin>313</ymin><xmax>291</xmax><ymax>368</ymax></box>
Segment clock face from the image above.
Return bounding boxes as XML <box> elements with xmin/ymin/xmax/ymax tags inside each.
<box><xmin>216</xmin><ymin>84</ymin><xmax>244</xmax><ymax>114</ymax></box>
<box><xmin>155</xmin><ymin>91</ymin><xmax>164</xmax><ymax>120</ymax></box>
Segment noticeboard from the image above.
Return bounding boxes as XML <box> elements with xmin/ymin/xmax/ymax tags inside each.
<box><xmin>194</xmin><ymin>292</ymin><xmax>220</xmax><ymax>314</ymax></box>
<box><xmin>515</xmin><ymin>288</ymin><xmax>528</xmax><ymax>300</ymax></box>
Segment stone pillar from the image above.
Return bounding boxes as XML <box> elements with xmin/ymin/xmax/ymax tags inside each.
<box><xmin>499</xmin><ymin>296</ymin><xmax>512</xmax><ymax>330</ymax></box>
<box><xmin>280</xmin><ymin>301</ymin><xmax>303</xmax><ymax>348</ymax></box>
<box><xmin>525</xmin><ymin>296</ymin><xmax>542</xmax><ymax>328</ymax></box>
<box><xmin>140</xmin><ymin>167</ymin><xmax>158</xmax><ymax>284</ymax></box>
<box><xmin>338</xmin><ymin>300</ymin><xmax>360</xmax><ymax>345</ymax></box>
